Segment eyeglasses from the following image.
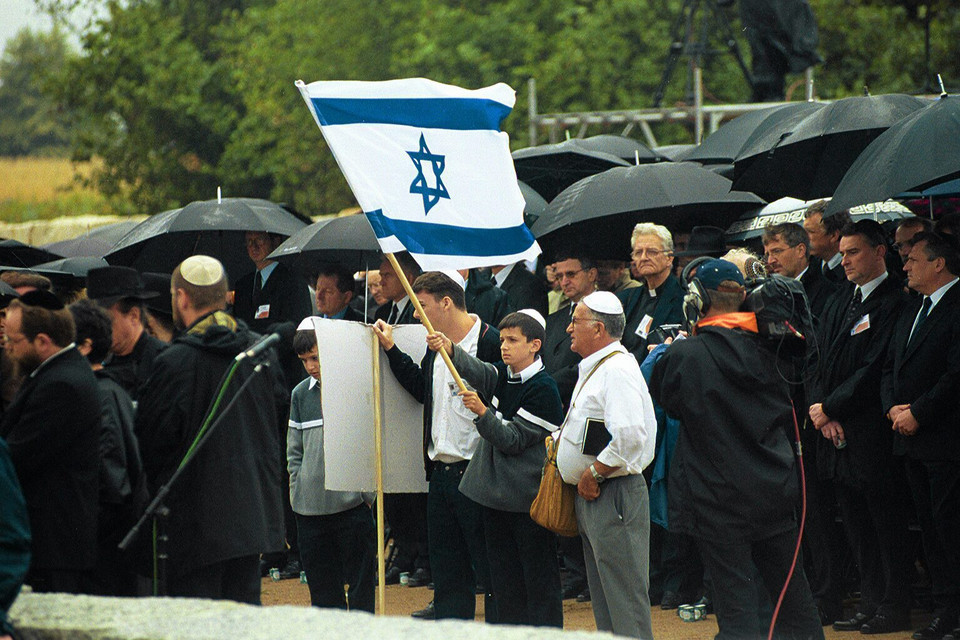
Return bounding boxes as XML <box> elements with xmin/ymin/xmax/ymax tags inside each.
<box><xmin>568</xmin><ymin>316</ymin><xmax>601</xmax><ymax>328</ymax></box>
<box><xmin>631</xmin><ymin>248</ymin><xmax>669</xmax><ymax>259</ymax></box>
<box><xmin>557</xmin><ymin>269</ymin><xmax>585</xmax><ymax>281</ymax></box>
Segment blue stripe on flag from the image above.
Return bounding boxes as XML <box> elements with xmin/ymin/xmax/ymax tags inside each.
<box><xmin>365</xmin><ymin>210</ymin><xmax>535</xmax><ymax>257</ymax></box>
<box><xmin>310</xmin><ymin>98</ymin><xmax>511</xmax><ymax>130</ymax></box>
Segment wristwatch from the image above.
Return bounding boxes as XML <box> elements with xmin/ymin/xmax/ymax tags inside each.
<box><xmin>589</xmin><ymin>464</ymin><xmax>605</xmax><ymax>484</ymax></box>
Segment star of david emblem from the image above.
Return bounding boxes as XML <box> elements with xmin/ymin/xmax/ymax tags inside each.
<box><xmin>407</xmin><ymin>133</ymin><xmax>450</xmax><ymax>215</ymax></box>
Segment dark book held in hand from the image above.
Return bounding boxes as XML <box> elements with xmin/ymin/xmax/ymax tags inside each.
<box><xmin>581</xmin><ymin>418</ymin><xmax>612</xmax><ymax>457</ymax></box>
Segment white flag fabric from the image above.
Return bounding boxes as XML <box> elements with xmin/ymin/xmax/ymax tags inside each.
<box><xmin>296</xmin><ymin>78</ymin><xmax>540</xmax><ymax>271</ymax></box>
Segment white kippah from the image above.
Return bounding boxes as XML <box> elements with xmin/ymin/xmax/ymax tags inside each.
<box><xmin>518</xmin><ymin>308</ymin><xmax>546</xmax><ymax>329</ymax></box>
<box><xmin>297</xmin><ymin>317</ymin><xmax>318</xmax><ymax>331</ymax></box>
<box><xmin>438</xmin><ymin>269</ymin><xmax>466</xmax><ymax>291</ymax></box>
<box><xmin>582</xmin><ymin>290</ymin><xmax>623</xmax><ymax>315</ymax></box>
<box><xmin>179</xmin><ymin>255</ymin><xmax>225</xmax><ymax>286</ymax></box>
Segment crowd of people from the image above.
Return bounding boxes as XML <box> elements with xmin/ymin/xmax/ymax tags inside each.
<box><xmin>1</xmin><ymin>206</ymin><xmax>959</xmax><ymax>640</ymax></box>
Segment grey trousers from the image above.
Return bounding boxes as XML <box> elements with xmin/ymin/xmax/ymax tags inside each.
<box><xmin>576</xmin><ymin>473</ymin><xmax>653</xmax><ymax>639</ymax></box>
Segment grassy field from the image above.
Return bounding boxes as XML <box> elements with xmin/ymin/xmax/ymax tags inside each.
<box><xmin>0</xmin><ymin>156</ymin><xmax>118</xmax><ymax>222</ymax></box>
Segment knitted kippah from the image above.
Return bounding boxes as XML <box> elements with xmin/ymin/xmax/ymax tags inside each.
<box><xmin>180</xmin><ymin>255</ymin><xmax>224</xmax><ymax>286</ymax></box>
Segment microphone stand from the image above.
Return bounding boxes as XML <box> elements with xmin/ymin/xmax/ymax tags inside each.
<box><xmin>119</xmin><ymin>356</ymin><xmax>273</xmax><ymax>596</ymax></box>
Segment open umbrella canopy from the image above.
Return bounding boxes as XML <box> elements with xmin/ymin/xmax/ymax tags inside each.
<box><xmin>684</xmin><ymin>102</ymin><xmax>826</xmax><ymax>166</ymax></box>
<box><xmin>531</xmin><ymin>162</ymin><xmax>764</xmax><ymax>262</ymax></box>
<box><xmin>573</xmin><ymin>135</ymin><xmax>669</xmax><ymax>164</ymax></box>
<box><xmin>43</xmin><ymin>220</ymin><xmax>142</xmax><ymax>258</ymax></box>
<box><xmin>733</xmin><ymin>94</ymin><xmax>930</xmax><ymax>201</ymax></box>
<box><xmin>726</xmin><ymin>197</ymin><xmax>913</xmax><ymax>243</ymax></box>
<box><xmin>827</xmin><ymin>94</ymin><xmax>960</xmax><ymax>215</ymax></box>
<box><xmin>519</xmin><ymin>180</ymin><xmax>548</xmax><ymax>227</ymax></box>
<box><xmin>512</xmin><ymin>140</ymin><xmax>630</xmax><ymax>201</ymax></box>
<box><xmin>33</xmin><ymin>256</ymin><xmax>110</xmax><ymax>279</ymax></box>
<box><xmin>105</xmin><ymin>198</ymin><xmax>308</xmax><ymax>282</ymax></box>
<box><xmin>267</xmin><ymin>213</ymin><xmax>382</xmax><ymax>279</ymax></box>
<box><xmin>0</xmin><ymin>239</ymin><xmax>63</xmax><ymax>268</ymax></box>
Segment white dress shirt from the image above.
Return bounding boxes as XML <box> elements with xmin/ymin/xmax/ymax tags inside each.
<box><xmin>428</xmin><ymin>315</ymin><xmax>483</xmax><ymax>463</ymax></box>
<box><xmin>556</xmin><ymin>341</ymin><xmax>656</xmax><ymax>484</ymax></box>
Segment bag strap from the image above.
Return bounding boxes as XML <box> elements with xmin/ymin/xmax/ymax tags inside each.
<box><xmin>550</xmin><ymin>349</ymin><xmax>622</xmax><ymax>453</ymax></box>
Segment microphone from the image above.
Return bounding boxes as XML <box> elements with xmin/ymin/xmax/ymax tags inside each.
<box><xmin>236</xmin><ymin>332</ymin><xmax>281</xmax><ymax>362</ymax></box>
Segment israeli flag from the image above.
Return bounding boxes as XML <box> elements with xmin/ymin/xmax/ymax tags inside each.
<box><xmin>296</xmin><ymin>78</ymin><xmax>540</xmax><ymax>271</ymax></box>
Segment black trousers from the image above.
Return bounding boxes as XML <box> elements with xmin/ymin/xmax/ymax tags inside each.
<box><xmin>799</xmin><ymin>428</ymin><xmax>845</xmax><ymax>612</ymax></box>
<box><xmin>383</xmin><ymin>492</ymin><xmax>429</xmax><ymax>572</ymax></box>
<box><xmin>483</xmin><ymin>506</ymin><xmax>562</xmax><ymax>627</ymax></box>
<box><xmin>296</xmin><ymin>504</ymin><xmax>376</xmax><ymax>612</ymax></box>
<box><xmin>167</xmin><ymin>554</ymin><xmax>260</xmax><ymax>604</ymax></box>
<box><xmin>834</xmin><ymin>466</ymin><xmax>912</xmax><ymax>616</ymax></box>
<box><xmin>905</xmin><ymin>458</ymin><xmax>960</xmax><ymax>620</ymax></box>
<box><xmin>427</xmin><ymin>461</ymin><xmax>496</xmax><ymax>621</ymax></box>
<box><xmin>699</xmin><ymin>528</ymin><xmax>824</xmax><ymax>640</ymax></box>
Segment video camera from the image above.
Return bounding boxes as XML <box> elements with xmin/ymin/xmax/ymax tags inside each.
<box><xmin>742</xmin><ymin>275</ymin><xmax>815</xmax><ymax>342</ymax></box>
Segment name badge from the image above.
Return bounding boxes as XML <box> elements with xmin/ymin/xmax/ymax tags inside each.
<box><xmin>635</xmin><ymin>314</ymin><xmax>654</xmax><ymax>339</ymax></box>
<box><xmin>255</xmin><ymin>304</ymin><xmax>271</xmax><ymax>320</ymax></box>
<box><xmin>851</xmin><ymin>313</ymin><xmax>871</xmax><ymax>336</ymax></box>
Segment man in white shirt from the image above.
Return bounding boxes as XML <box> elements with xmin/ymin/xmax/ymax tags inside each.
<box><xmin>556</xmin><ymin>291</ymin><xmax>656</xmax><ymax>639</ymax></box>
<box><xmin>374</xmin><ymin>271</ymin><xmax>502</xmax><ymax>622</ymax></box>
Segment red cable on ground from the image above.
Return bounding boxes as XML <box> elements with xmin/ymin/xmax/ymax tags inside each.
<box><xmin>768</xmin><ymin>403</ymin><xmax>807</xmax><ymax>640</ymax></box>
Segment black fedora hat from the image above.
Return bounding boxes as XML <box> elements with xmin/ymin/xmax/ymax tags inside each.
<box><xmin>86</xmin><ymin>266</ymin><xmax>159</xmax><ymax>306</ymax></box>
<box><xmin>673</xmin><ymin>226</ymin><xmax>728</xmax><ymax>258</ymax></box>
<box><xmin>140</xmin><ymin>272</ymin><xmax>173</xmax><ymax>317</ymax></box>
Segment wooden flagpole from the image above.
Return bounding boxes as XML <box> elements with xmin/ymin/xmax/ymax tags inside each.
<box><xmin>371</xmin><ymin>331</ymin><xmax>386</xmax><ymax>614</ymax></box>
<box><xmin>384</xmin><ymin>252</ymin><xmax>469</xmax><ymax>392</ymax></box>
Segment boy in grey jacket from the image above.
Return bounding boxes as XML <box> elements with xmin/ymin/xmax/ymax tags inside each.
<box><xmin>426</xmin><ymin>310</ymin><xmax>564</xmax><ymax>627</ymax></box>
<box><xmin>288</xmin><ymin>323</ymin><xmax>375</xmax><ymax>612</ymax></box>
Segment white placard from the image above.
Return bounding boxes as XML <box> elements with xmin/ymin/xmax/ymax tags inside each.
<box><xmin>312</xmin><ymin>317</ymin><xmax>429</xmax><ymax>493</ymax></box>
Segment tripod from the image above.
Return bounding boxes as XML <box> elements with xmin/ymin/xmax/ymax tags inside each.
<box><xmin>652</xmin><ymin>0</ymin><xmax>755</xmax><ymax>107</ymax></box>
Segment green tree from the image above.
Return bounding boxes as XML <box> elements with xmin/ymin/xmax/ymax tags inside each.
<box><xmin>0</xmin><ymin>28</ymin><xmax>74</xmax><ymax>156</ymax></box>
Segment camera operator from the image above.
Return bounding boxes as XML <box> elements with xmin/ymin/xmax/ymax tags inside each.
<box><xmin>649</xmin><ymin>259</ymin><xmax>823</xmax><ymax>640</ymax></box>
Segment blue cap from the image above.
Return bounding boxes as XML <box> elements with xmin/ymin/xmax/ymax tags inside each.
<box><xmin>695</xmin><ymin>259</ymin><xmax>744</xmax><ymax>290</ymax></box>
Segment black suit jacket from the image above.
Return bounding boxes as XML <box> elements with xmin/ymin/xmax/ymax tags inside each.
<box><xmin>543</xmin><ymin>307</ymin><xmax>580</xmax><ymax>407</ymax></box>
<box><xmin>0</xmin><ymin>347</ymin><xmax>100</xmax><ymax>572</ymax></box>
<box><xmin>800</xmin><ymin>259</ymin><xmax>841</xmax><ymax>322</ymax></box>
<box><xmin>810</xmin><ymin>275</ymin><xmax>907</xmax><ymax>484</ymax></box>
<box><xmin>498</xmin><ymin>264</ymin><xmax>547</xmax><ymax>318</ymax></box>
<box><xmin>233</xmin><ymin>262</ymin><xmax>313</xmax><ymax>390</ymax></box>
<box><xmin>375</xmin><ymin>298</ymin><xmax>417</xmax><ymax>325</ymax></box>
<box><xmin>619</xmin><ymin>274</ymin><xmax>685</xmax><ymax>358</ymax></box>
<box><xmin>820</xmin><ymin>256</ymin><xmax>846</xmax><ymax>285</ymax></box>
<box><xmin>882</xmin><ymin>281</ymin><xmax>960</xmax><ymax>461</ymax></box>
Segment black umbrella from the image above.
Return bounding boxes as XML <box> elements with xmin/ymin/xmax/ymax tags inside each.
<box><xmin>531</xmin><ymin>162</ymin><xmax>764</xmax><ymax>262</ymax></box>
<box><xmin>512</xmin><ymin>140</ymin><xmax>630</xmax><ymax>201</ymax></box>
<box><xmin>43</xmin><ymin>220</ymin><xmax>143</xmax><ymax>258</ymax></box>
<box><xmin>684</xmin><ymin>102</ymin><xmax>826</xmax><ymax>166</ymax></box>
<box><xmin>827</xmin><ymin>93</ymin><xmax>960</xmax><ymax>215</ymax></box>
<box><xmin>267</xmin><ymin>213</ymin><xmax>382</xmax><ymax>279</ymax></box>
<box><xmin>105</xmin><ymin>198</ymin><xmax>308</xmax><ymax>282</ymax></box>
<box><xmin>518</xmin><ymin>180</ymin><xmax>548</xmax><ymax>227</ymax></box>
<box><xmin>733</xmin><ymin>94</ymin><xmax>930</xmax><ymax>200</ymax></box>
<box><xmin>34</xmin><ymin>256</ymin><xmax>110</xmax><ymax>278</ymax></box>
<box><xmin>0</xmin><ymin>239</ymin><xmax>63</xmax><ymax>268</ymax></box>
<box><xmin>654</xmin><ymin>144</ymin><xmax>697</xmax><ymax>161</ymax></box>
<box><xmin>574</xmin><ymin>135</ymin><xmax>669</xmax><ymax>164</ymax></box>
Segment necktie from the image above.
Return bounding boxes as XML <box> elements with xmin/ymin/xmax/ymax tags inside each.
<box><xmin>387</xmin><ymin>304</ymin><xmax>398</xmax><ymax>324</ymax></box>
<box><xmin>843</xmin><ymin>288</ymin><xmax>863</xmax><ymax>327</ymax></box>
<box><xmin>907</xmin><ymin>297</ymin><xmax>932</xmax><ymax>346</ymax></box>
<box><xmin>252</xmin><ymin>270</ymin><xmax>263</xmax><ymax>308</ymax></box>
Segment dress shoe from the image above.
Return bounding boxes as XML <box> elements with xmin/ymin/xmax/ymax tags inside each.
<box><xmin>411</xmin><ymin>600</ymin><xmax>435</xmax><ymax>619</ymax></box>
<box><xmin>861</xmin><ymin>612</ymin><xmax>911</xmax><ymax>634</ymax></box>
<box><xmin>661</xmin><ymin>591</ymin><xmax>682</xmax><ymax>610</ymax></box>
<box><xmin>276</xmin><ymin>559</ymin><xmax>302</xmax><ymax>580</ymax></box>
<box><xmin>576</xmin><ymin>590</ymin><xmax>591</xmax><ymax>603</ymax></box>
<box><xmin>913</xmin><ymin>616</ymin><xmax>958</xmax><ymax>640</ymax></box>
<box><xmin>406</xmin><ymin>568</ymin><xmax>431</xmax><ymax>588</ymax></box>
<box><xmin>561</xmin><ymin>585</ymin><xmax>582</xmax><ymax>600</ymax></box>
<box><xmin>832</xmin><ymin>611</ymin><xmax>871</xmax><ymax>631</ymax></box>
<box><xmin>383</xmin><ymin>566</ymin><xmax>402</xmax><ymax>585</ymax></box>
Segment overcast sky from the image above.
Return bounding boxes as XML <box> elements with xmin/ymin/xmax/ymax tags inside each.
<box><xmin>0</xmin><ymin>0</ymin><xmax>54</xmax><ymax>51</ymax></box>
